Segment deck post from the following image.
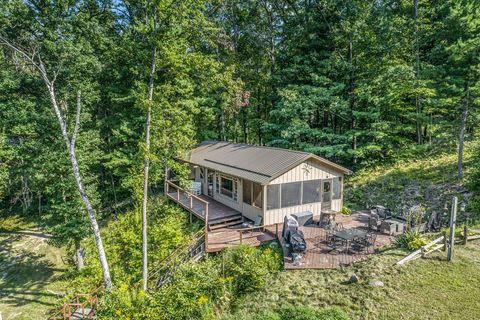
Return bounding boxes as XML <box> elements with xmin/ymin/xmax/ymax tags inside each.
<box><xmin>190</xmin><ymin>196</ymin><xmax>193</xmax><ymax>209</ymax></box>
<box><xmin>177</xmin><ymin>188</ymin><xmax>180</xmax><ymax>201</ymax></box>
<box><xmin>204</xmin><ymin>203</ymin><xmax>209</xmax><ymax>250</ymax></box>
<box><xmin>239</xmin><ymin>231</ymin><xmax>243</xmax><ymax>244</ymax></box>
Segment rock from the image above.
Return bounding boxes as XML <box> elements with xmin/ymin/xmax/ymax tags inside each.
<box><xmin>349</xmin><ymin>274</ymin><xmax>359</xmax><ymax>283</ymax></box>
<box><xmin>369</xmin><ymin>280</ymin><xmax>384</xmax><ymax>287</ymax></box>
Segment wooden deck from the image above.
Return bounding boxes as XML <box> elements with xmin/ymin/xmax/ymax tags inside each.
<box><xmin>280</xmin><ymin>212</ymin><xmax>393</xmax><ymax>269</ymax></box>
<box><xmin>207</xmin><ymin>225</ymin><xmax>277</xmax><ymax>252</ymax></box>
<box><xmin>167</xmin><ymin>191</ymin><xmax>240</xmax><ymax>223</ymax></box>
<box><xmin>165</xmin><ymin>180</ymin><xmax>276</xmax><ymax>253</ymax></box>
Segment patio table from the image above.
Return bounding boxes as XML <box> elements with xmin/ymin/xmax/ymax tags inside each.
<box><xmin>333</xmin><ymin>228</ymin><xmax>368</xmax><ymax>253</ymax></box>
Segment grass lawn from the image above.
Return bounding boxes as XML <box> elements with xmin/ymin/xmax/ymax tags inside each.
<box><xmin>0</xmin><ymin>216</ymin><xmax>69</xmax><ymax>320</ymax></box>
<box><xmin>222</xmin><ymin>241</ymin><xmax>480</xmax><ymax>320</ymax></box>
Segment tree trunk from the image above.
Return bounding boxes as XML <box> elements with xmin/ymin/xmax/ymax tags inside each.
<box><xmin>0</xmin><ymin>36</ymin><xmax>112</xmax><ymax>291</ymax></box>
<box><xmin>458</xmin><ymin>86</ymin><xmax>470</xmax><ymax>181</ymax></box>
<box><xmin>349</xmin><ymin>32</ymin><xmax>357</xmax><ymax>164</ymax></box>
<box><xmin>141</xmin><ymin>12</ymin><xmax>158</xmax><ymax>291</ymax></box>
<box><xmin>48</xmin><ymin>87</ymin><xmax>112</xmax><ymax>291</ymax></box>
<box><xmin>413</xmin><ymin>0</ymin><xmax>423</xmax><ymax>144</ymax></box>
<box><xmin>75</xmin><ymin>239</ymin><xmax>85</xmax><ymax>270</ymax></box>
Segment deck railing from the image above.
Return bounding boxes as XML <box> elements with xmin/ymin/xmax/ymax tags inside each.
<box><xmin>149</xmin><ymin>229</ymin><xmax>206</xmax><ymax>289</ymax></box>
<box><xmin>49</xmin><ymin>285</ymin><xmax>103</xmax><ymax>320</ymax></box>
<box><xmin>237</xmin><ymin>223</ymin><xmax>280</xmax><ymax>245</ymax></box>
<box><xmin>165</xmin><ymin>180</ymin><xmax>210</xmax><ymax>249</ymax></box>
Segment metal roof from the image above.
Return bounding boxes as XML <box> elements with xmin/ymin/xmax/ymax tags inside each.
<box><xmin>179</xmin><ymin>141</ymin><xmax>351</xmax><ymax>185</ymax></box>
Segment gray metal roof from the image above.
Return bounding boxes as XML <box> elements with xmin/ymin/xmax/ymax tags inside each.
<box><xmin>179</xmin><ymin>141</ymin><xmax>351</xmax><ymax>185</ymax></box>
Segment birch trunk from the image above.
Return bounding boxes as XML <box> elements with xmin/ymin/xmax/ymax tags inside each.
<box><xmin>75</xmin><ymin>239</ymin><xmax>85</xmax><ymax>270</ymax></box>
<box><xmin>48</xmin><ymin>86</ymin><xmax>112</xmax><ymax>291</ymax></box>
<box><xmin>141</xmin><ymin>12</ymin><xmax>157</xmax><ymax>291</ymax></box>
<box><xmin>0</xmin><ymin>35</ymin><xmax>113</xmax><ymax>291</ymax></box>
<box><xmin>458</xmin><ymin>86</ymin><xmax>470</xmax><ymax>180</ymax></box>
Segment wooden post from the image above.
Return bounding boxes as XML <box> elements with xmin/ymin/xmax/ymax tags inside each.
<box><xmin>190</xmin><ymin>196</ymin><xmax>193</xmax><ymax>209</ymax></box>
<box><xmin>204</xmin><ymin>203</ymin><xmax>209</xmax><ymax>251</ymax></box>
<box><xmin>275</xmin><ymin>223</ymin><xmax>279</xmax><ymax>236</ymax></box>
<box><xmin>177</xmin><ymin>188</ymin><xmax>180</xmax><ymax>201</ymax></box>
<box><xmin>463</xmin><ymin>224</ymin><xmax>468</xmax><ymax>245</ymax></box>
<box><xmin>448</xmin><ymin>196</ymin><xmax>457</xmax><ymax>262</ymax></box>
<box><xmin>442</xmin><ymin>231</ymin><xmax>447</xmax><ymax>252</ymax></box>
<box><xmin>239</xmin><ymin>231</ymin><xmax>243</xmax><ymax>244</ymax></box>
<box><xmin>189</xmin><ymin>212</ymin><xmax>192</xmax><ymax>224</ymax></box>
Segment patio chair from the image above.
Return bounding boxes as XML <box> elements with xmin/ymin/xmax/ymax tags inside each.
<box><xmin>352</xmin><ymin>233</ymin><xmax>377</xmax><ymax>254</ymax></box>
<box><xmin>365</xmin><ymin>233</ymin><xmax>377</xmax><ymax>253</ymax></box>
<box><xmin>334</xmin><ymin>222</ymin><xmax>344</xmax><ymax>231</ymax></box>
<box><xmin>369</xmin><ymin>214</ymin><xmax>381</xmax><ymax>231</ymax></box>
<box><xmin>252</xmin><ymin>215</ymin><xmax>263</xmax><ymax>232</ymax></box>
<box><xmin>325</xmin><ymin>229</ymin><xmax>345</xmax><ymax>253</ymax></box>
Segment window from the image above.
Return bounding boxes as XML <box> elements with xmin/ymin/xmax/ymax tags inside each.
<box><xmin>267</xmin><ymin>184</ymin><xmax>280</xmax><ymax>210</ymax></box>
<box><xmin>322</xmin><ymin>180</ymin><xmax>331</xmax><ymax>203</ymax></box>
<box><xmin>243</xmin><ymin>180</ymin><xmax>252</xmax><ymax>205</ymax></box>
<box><xmin>208</xmin><ymin>172</ymin><xmax>214</xmax><ymax>197</ymax></box>
<box><xmin>221</xmin><ymin>176</ymin><xmax>233</xmax><ymax>198</ymax></box>
<box><xmin>302</xmin><ymin>180</ymin><xmax>321</xmax><ymax>204</ymax></box>
<box><xmin>281</xmin><ymin>182</ymin><xmax>301</xmax><ymax>208</ymax></box>
<box><xmin>332</xmin><ymin>177</ymin><xmax>342</xmax><ymax>200</ymax></box>
<box><xmin>216</xmin><ymin>174</ymin><xmax>238</xmax><ymax>201</ymax></box>
<box><xmin>253</xmin><ymin>183</ymin><xmax>262</xmax><ymax>208</ymax></box>
<box><xmin>233</xmin><ymin>179</ymin><xmax>238</xmax><ymax>201</ymax></box>
<box><xmin>243</xmin><ymin>180</ymin><xmax>263</xmax><ymax>208</ymax></box>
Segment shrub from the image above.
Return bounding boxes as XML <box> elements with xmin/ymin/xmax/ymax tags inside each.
<box><xmin>223</xmin><ymin>243</ymin><xmax>282</xmax><ymax>295</ymax></box>
<box><xmin>341</xmin><ymin>206</ymin><xmax>352</xmax><ymax>215</ymax></box>
<box><xmin>395</xmin><ymin>231</ymin><xmax>429</xmax><ymax>251</ymax></box>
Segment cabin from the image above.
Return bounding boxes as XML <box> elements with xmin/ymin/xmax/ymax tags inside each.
<box><xmin>185</xmin><ymin>141</ymin><xmax>349</xmax><ymax>222</ymax></box>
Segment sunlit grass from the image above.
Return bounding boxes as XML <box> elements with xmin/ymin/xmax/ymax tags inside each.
<box><xmin>0</xmin><ymin>217</ymin><xmax>68</xmax><ymax>320</ymax></box>
<box><xmin>221</xmin><ymin>242</ymin><xmax>480</xmax><ymax>320</ymax></box>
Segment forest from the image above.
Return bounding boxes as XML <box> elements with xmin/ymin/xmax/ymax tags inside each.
<box><xmin>0</xmin><ymin>0</ymin><xmax>479</xmax><ymax>319</ymax></box>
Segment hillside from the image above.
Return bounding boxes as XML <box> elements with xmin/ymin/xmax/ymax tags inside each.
<box><xmin>345</xmin><ymin>145</ymin><xmax>475</xmax><ymax>215</ymax></box>
<box><xmin>219</xmin><ymin>147</ymin><xmax>480</xmax><ymax>320</ymax></box>
<box><xmin>0</xmin><ymin>217</ymin><xmax>69</xmax><ymax>320</ymax></box>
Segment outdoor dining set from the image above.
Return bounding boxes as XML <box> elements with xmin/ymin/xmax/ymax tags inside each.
<box><xmin>321</xmin><ymin>220</ymin><xmax>377</xmax><ymax>254</ymax></box>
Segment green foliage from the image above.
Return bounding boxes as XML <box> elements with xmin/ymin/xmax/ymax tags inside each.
<box><xmin>252</xmin><ymin>306</ymin><xmax>349</xmax><ymax>320</ymax></box>
<box><xmin>395</xmin><ymin>231</ymin><xmax>429</xmax><ymax>251</ymax></box>
<box><xmin>223</xmin><ymin>243</ymin><xmax>282</xmax><ymax>295</ymax></box>
<box><xmin>341</xmin><ymin>206</ymin><xmax>352</xmax><ymax>216</ymax></box>
<box><xmin>76</xmin><ymin>197</ymin><xmax>199</xmax><ymax>285</ymax></box>
<box><xmin>97</xmin><ymin>243</ymin><xmax>282</xmax><ymax>319</ymax></box>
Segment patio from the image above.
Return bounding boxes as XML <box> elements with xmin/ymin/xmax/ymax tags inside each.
<box><xmin>279</xmin><ymin>212</ymin><xmax>393</xmax><ymax>269</ymax></box>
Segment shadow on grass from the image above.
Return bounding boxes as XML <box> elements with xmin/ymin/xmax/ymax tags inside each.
<box><xmin>0</xmin><ymin>234</ymin><xmax>65</xmax><ymax>309</ymax></box>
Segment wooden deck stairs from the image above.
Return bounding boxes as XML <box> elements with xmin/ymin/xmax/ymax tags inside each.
<box><xmin>208</xmin><ymin>212</ymin><xmax>243</xmax><ymax>230</ymax></box>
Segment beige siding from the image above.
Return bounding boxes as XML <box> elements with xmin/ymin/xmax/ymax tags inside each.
<box><xmin>242</xmin><ymin>203</ymin><xmax>263</xmax><ymax>222</ymax></box>
<box><xmin>266</xmin><ymin>159</ymin><xmax>344</xmax><ymax>225</ymax></box>
<box><xmin>269</xmin><ymin>159</ymin><xmax>341</xmax><ymax>184</ymax></box>
<box><xmin>265</xmin><ymin>203</ymin><xmax>322</xmax><ymax>225</ymax></box>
